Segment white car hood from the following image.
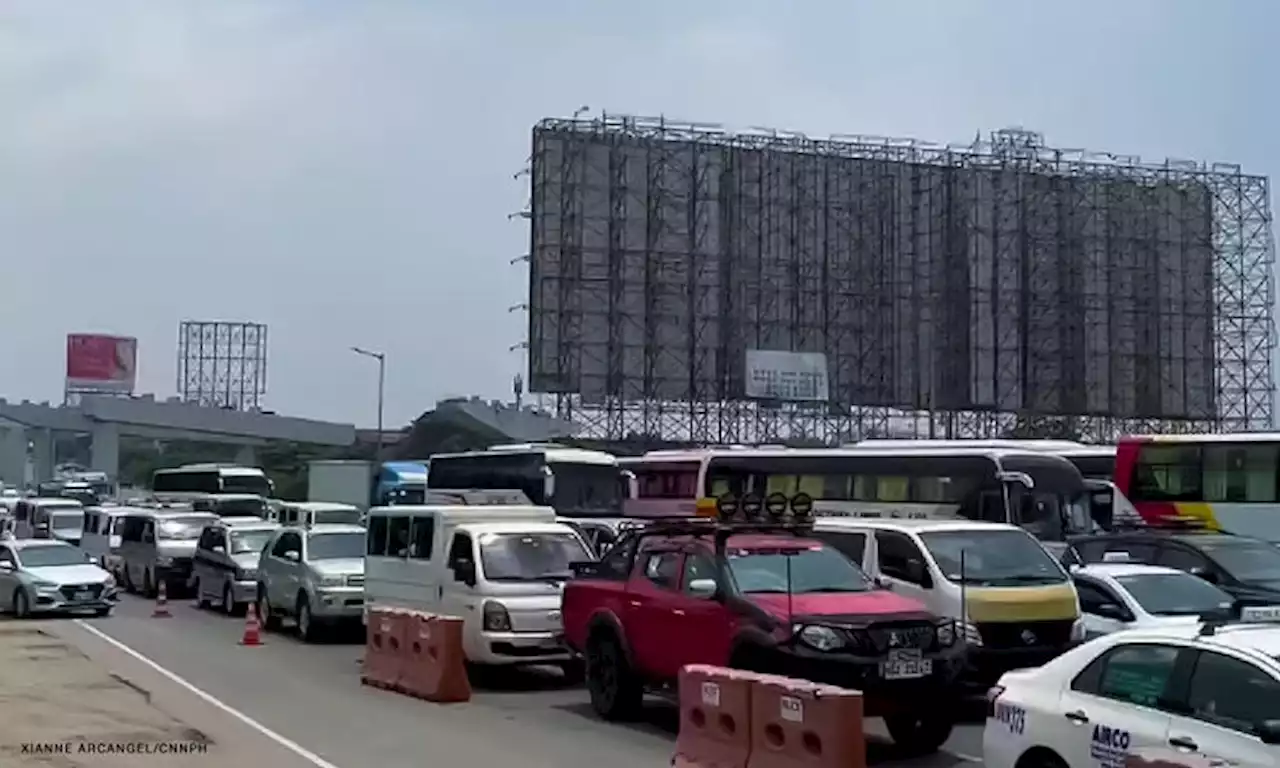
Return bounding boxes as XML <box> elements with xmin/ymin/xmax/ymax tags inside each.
<box><xmin>26</xmin><ymin>564</ymin><xmax>111</xmax><ymax>586</ymax></box>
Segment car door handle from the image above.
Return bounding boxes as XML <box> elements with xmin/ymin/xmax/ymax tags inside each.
<box><xmin>1168</xmin><ymin>736</ymin><xmax>1198</xmax><ymax>751</ymax></box>
<box><xmin>672</xmin><ymin>609</ymin><xmax>685</xmax><ymax>616</ymax></box>
<box><xmin>1064</xmin><ymin>710</ymin><xmax>1090</xmax><ymax>725</ymax></box>
<box><xmin>628</xmin><ymin>600</ymin><xmax>641</xmax><ymax>607</ymax></box>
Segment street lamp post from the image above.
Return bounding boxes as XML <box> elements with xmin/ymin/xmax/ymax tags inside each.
<box><xmin>350</xmin><ymin>347</ymin><xmax>386</xmax><ymax>465</ymax></box>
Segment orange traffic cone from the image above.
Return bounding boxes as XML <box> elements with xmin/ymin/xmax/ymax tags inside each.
<box><xmin>152</xmin><ymin>580</ymin><xmax>172</xmax><ymax>618</ymax></box>
<box><xmin>240</xmin><ymin>602</ymin><xmax>263</xmax><ymax>646</ymax></box>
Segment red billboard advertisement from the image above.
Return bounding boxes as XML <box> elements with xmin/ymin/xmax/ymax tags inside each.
<box><xmin>65</xmin><ymin>333</ymin><xmax>138</xmax><ymax>393</ymax></box>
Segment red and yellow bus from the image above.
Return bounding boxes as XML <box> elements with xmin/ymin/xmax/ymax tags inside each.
<box><xmin>1114</xmin><ymin>433</ymin><xmax>1280</xmax><ymax>543</ymax></box>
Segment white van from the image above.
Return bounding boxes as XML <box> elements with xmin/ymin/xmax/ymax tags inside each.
<box><xmin>364</xmin><ymin>503</ymin><xmax>593</xmax><ymax>677</ymax></box>
<box><xmin>13</xmin><ymin>498</ymin><xmax>85</xmax><ymax>543</ymax></box>
<box><xmin>81</xmin><ymin>505</ymin><xmax>129</xmax><ymax>573</ymax></box>
<box><xmin>812</xmin><ymin>518</ymin><xmax>1084</xmax><ymax>685</ymax></box>
<box><xmin>277</xmin><ymin>502</ymin><xmax>362</xmax><ymax>528</ymax></box>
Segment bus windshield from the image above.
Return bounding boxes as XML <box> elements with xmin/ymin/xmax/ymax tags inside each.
<box><xmin>222</xmin><ymin>475</ymin><xmax>273</xmax><ymax>496</ymax></box>
<box><xmin>549</xmin><ymin>462</ymin><xmax>624</xmax><ymax>517</ymax></box>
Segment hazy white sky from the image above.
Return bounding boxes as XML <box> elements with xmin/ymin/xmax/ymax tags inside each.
<box><xmin>0</xmin><ymin>0</ymin><xmax>1273</xmax><ymax>428</ymax></box>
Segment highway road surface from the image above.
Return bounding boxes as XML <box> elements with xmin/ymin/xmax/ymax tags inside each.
<box><xmin>15</xmin><ymin>595</ymin><xmax>988</xmax><ymax>768</ymax></box>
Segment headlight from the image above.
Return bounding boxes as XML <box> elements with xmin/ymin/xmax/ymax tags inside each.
<box><xmin>317</xmin><ymin>575</ymin><xmax>345</xmax><ymax>588</ymax></box>
<box><xmin>960</xmin><ymin>620</ymin><xmax>983</xmax><ymax>647</ymax></box>
<box><xmin>32</xmin><ymin>580</ymin><xmax>58</xmax><ymax>590</ymax></box>
<box><xmin>155</xmin><ymin>556</ymin><xmax>174</xmax><ymax>567</ymax></box>
<box><xmin>103</xmin><ymin>575</ymin><xmax>116</xmax><ymax>589</ymax></box>
<box><xmin>235</xmin><ymin>567</ymin><xmax>257</xmax><ymax>581</ymax></box>
<box><xmin>936</xmin><ymin>620</ymin><xmax>956</xmax><ymax>646</ymax></box>
<box><xmin>1070</xmin><ymin>619</ymin><xmax>1086</xmax><ymax>644</ymax></box>
<box><xmin>795</xmin><ymin>624</ymin><xmax>844</xmax><ymax>651</ymax></box>
<box><xmin>482</xmin><ymin>601</ymin><xmax>512</xmax><ymax>632</ymax></box>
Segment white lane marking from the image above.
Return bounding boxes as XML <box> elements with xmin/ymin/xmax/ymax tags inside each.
<box><xmin>951</xmin><ymin>753</ymin><xmax>983</xmax><ymax>763</ymax></box>
<box><xmin>73</xmin><ymin>619</ymin><xmax>344</xmax><ymax>768</ymax></box>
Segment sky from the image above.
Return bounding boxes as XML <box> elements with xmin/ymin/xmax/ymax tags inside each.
<box><xmin>0</xmin><ymin>0</ymin><xmax>1274</xmax><ymax>429</ymax></box>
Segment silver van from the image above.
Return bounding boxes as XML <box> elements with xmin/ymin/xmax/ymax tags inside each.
<box><xmin>193</xmin><ymin>518</ymin><xmax>278</xmax><ymax>615</ymax></box>
<box><xmin>191</xmin><ymin>494</ymin><xmax>270</xmax><ymax>520</ymax></box>
<box><xmin>13</xmin><ymin>498</ymin><xmax>84</xmax><ymax>543</ymax></box>
<box><xmin>118</xmin><ymin>509</ymin><xmax>218</xmax><ymax>597</ymax></box>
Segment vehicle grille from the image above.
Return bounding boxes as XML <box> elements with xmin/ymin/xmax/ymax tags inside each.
<box><xmin>346</xmin><ymin>575</ymin><xmax>364</xmax><ymax>588</ymax></box>
<box><xmin>978</xmin><ymin>620</ymin><xmax>1074</xmax><ymax>649</ymax></box>
<box><xmin>59</xmin><ymin>584</ymin><xmax>104</xmax><ymax>601</ymax></box>
<box><xmin>855</xmin><ymin>622</ymin><xmax>936</xmax><ymax>654</ymax></box>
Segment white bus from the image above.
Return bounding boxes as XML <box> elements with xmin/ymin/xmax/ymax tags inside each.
<box><xmin>425</xmin><ymin>444</ymin><xmax>630</xmax><ymax>518</ymax></box>
<box><xmin>150</xmin><ymin>464</ymin><xmax>274</xmax><ymax>501</ymax></box>
<box><xmin>620</xmin><ymin>445</ymin><xmax>1096</xmax><ymax>540</ymax></box>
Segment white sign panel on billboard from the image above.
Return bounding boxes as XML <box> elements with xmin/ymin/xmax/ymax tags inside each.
<box><xmin>744</xmin><ymin>350</ymin><xmax>830</xmax><ymax>402</ymax></box>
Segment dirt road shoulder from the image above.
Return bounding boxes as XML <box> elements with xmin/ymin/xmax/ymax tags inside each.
<box><xmin>0</xmin><ymin>619</ymin><xmax>341</xmax><ymax>768</ymax></box>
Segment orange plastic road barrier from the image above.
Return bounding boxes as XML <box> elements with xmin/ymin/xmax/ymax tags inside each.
<box><xmin>401</xmin><ymin>614</ymin><xmax>471</xmax><ymax>703</ymax></box>
<box><xmin>240</xmin><ymin>602</ymin><xmax>263</xmax><ymax>646</ymax></box>
<box><xmin>360</xmin><ymin>607</ymin><xmax>408</xmax><ymax>691</ymax></box>
<box><xmin>152</xmin><ymin>580</ymin><xmax>172</xmax><ymax>618</ymax></box>
<box><xmin>747</xmin><ymin>675</ymin><xmax>865</xmax><ymax>768</ymax></box>
<box><xmin>672</xmin><ymin>665</ymin><xmax>753</xmax><ymax>768</ymax></box>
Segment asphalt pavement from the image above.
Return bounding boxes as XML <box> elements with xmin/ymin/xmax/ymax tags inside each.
<box><xmin>65</xmin><ymin>594</ymin><xmax>987</xmax><ymax>768</ymax></box>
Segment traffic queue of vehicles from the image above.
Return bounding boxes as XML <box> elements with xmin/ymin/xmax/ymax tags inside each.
<box><xmin>5</xmin><ymin>434</ymin><xmax>1280</xmax><ymax>762</ymax></box>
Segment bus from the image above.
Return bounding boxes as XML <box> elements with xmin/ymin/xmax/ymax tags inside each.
<box><xmin>855</xmin><ymin>439</ymin><xmax>1123</xmax><ymax>527</ymax></box>
<box><xmin>620</xmin><ymin>446</ymin><xmax>1096</xmax><ymax>540</ymax></box>
<box><xmin>151</xmin><ymin>464</ymin><xmax>274</xmax><ymax>501</ymax></box>
<box><xmin>425</xmin><ymin>444</ymin><xmax>630</xmax><ymax>518</ymax></box>
<box><xmin>1114</xmin><ymin>433</ymin><xmax>1280</xmax><ymax>543</ymax></box>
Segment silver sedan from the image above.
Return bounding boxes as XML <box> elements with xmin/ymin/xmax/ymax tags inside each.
<box><xmin>0</xmin><ymin>537</ymin><xmax>118</xmax><ymax>617</ymax></box>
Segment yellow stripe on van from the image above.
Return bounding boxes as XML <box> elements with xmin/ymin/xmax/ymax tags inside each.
<box><xmin>695</xmin><ymin>498</ymin><xmax>718</xmax><ymax>518</ymax></box>
<box><xmin>1172</xmin><ymin>503</ymin><xmax>1221</xmax><ymax>531</ymax></box>
<box><xmin>964</xmin><ymin>584</ymin><xmax>1079</xmax><ymax>623</ymax></box>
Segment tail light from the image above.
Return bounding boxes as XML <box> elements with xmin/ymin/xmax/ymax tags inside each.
<box><xmin>985</xmin><ymin>685</ymin><xmax>1005</xmax><ymax>717</ymax></box>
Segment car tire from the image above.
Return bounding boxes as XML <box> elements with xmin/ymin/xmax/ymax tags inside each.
<box><xmin>195</xmin><ymin>579</ymin><xmax>212</xmax><ymax>610</ymax></box>
<box><xmin>258</xmin><ymin>589</ymin><xmax>281</xmax><ymax>631</ymax></box>
<box><xmin>122</xmin><ymin>565</ymin><xmax>135</xmax><ymax>594</ymax></box>
<box><xmin>1017</xmin><ymin>750</ymin><xmax>1068</xmax><ymax>768</ymax></box>
<box><xmin>11</xmin><ymin>588</ymin><xmax>30</xmax><ymax>619</ymax></box>
<box><xmin>143</xmin><ymin>569</ymin><xmax>156</xmax><ymax>599</ymax></box>
<box><xmin>94</xmin><ymin>607</ymin><xmax>112</xmax><ymax>618</ymax></box>
<box><xmin>222</xmin><ymin>583</ymin><xmax>237</xmax><ymax>616</ymax></box>
<box><xmin>585</xmin><ymin>631</ymin><xmax>642</xmax><ymax>721</ymax></box>
<box><xmin>296</xmin><ymin>594</ymin><xmax>320</xmax><ymax>643</ymax></box>
<box><xmin>884</xmin><ymin>713</ymin><xmax>954</xmax><ymax>755</ymax></box>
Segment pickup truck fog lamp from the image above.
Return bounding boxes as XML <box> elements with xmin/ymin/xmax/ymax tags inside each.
<box><xmin>790</xmin><ymin>493</ymin><xmax>814</xmax><ymax>521</ymax></box>
<box><xmin>935</xmin><ymin>620</ymin><xmax>957</xmax><ymax>646</ymax></box>
<box><xmin>715</xmin><ymin>494</ymin><xmax>741</xmax><ymax>522</ymax></box>
<box><xmin>740</xmin><ymin>494</ymin><xmax>764</xmax><ymax>521</ymax></box>
<box><xmin>483</xmin><ymin>601</ymin><xmax>512</xmax><ymax>632</ymax></box>
<box><xmin>960</xmin><ymin>621</ymin><xmax>983</xmax><ymax>647</ymax></box>
<box><xmin>764</xmin><ymin>493</ymin><xmax>789</xmax><ymax>520</ymax></box>
<box><xmin>795</xmin><ymin>624</ymin><xmax>844</xmax><ymax>651</ymax></box>
<box><xmin>317</xmin><ymin>575</ymin><xmax>346</xmax><ymax>588</ymax></box>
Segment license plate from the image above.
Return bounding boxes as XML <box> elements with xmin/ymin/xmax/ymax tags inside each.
<box><xmin>880</xmin><ymin>649</ymin><xmax>932</xmax><ymax>680</ymax></box>
<box><xmin>538</xmin><ymin>638</ymin><xmax>563</xmax><ymax>649</ymax></box>
<box><xmin>73</xmin><ymin>591</ymin><xmax>92</xmax><ymax>602</ymax></box>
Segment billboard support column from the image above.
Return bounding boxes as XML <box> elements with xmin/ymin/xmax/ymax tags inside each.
<box><xmin>89</xmin><ymin>422</ymin><xmax>120</xmax><ymax>477</ymax></box>
<box><xmin>29</xmin><ymin>429</ymin><xmax>54</xmax><ymax>485</ymax></box>
<box><xmin>234</xmin><ymin>445</ymin><xmax>256</xmax><ymax>467</ymax></box>
<box><xmin>0</xmin><ymin>425</ymin><xmax>26</xmax><ymax>488</ymax></box>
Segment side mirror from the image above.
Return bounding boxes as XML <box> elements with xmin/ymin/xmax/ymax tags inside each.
<box><xmin>1191</xmin><ymin>567</ymin><xmax>1218</xmax><ymax>584</ymax></box>
<box><xmin>874</xmin><ymin>577</ymin><xmax>893</xmax><ymax>590</ymax></box>
<box><xmin>0</xmin><ymin>562</ymin><xmax>12</xmax><ymax>570</ymax></box>
<box><xmin>211</xmin><ymin>545</ymin><xmax>226</xmax><ymax>555</ymax></box>
<box><xmin>542</xmin><ymin>467</ymin><xmax>556</xmax><ymax>501</ymax></box>
<box><xmin>1256</xmin><ymin>720</ymin><xmax>1280</xmax><ymax>745</ymax></box>
<box><xmin>1093</xmin><ymin>603</ymin><xmax>1132</xmax><ymax>622</ymax></box>
<box><xmin>687</xmin><ymin>578</ymin><xmax>718</xmax><ymax>599</ymax></box>
<box><xmin>283</xmin><ymin>550</ymin><xmax>301</xmax><ymax>562</ymax></box>
<box><xmin>452</xmin><ymin>559</ymin><xmax>477</xmax><ymax>586</ymax></box>
<box><xmin>906</xmin><ymin>559</ymin><xmax>933</xmax><ymax>588</ymax></box>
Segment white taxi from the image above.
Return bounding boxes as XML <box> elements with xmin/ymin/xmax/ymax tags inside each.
<box><xmin>983</xmin><ymin>607</ymin><xmax>1280</xmax><ymax>768</ymax></box>
<box><xmin>1072</xmin><ymin>562</ymin><xmax>1239</xmax><ymax>640</ymax></box>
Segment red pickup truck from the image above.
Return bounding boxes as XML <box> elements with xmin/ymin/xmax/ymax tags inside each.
<box><xmin>562</xmin><ymin>518</ymin><xmax>968</xmax><ymax>755</ymax></box>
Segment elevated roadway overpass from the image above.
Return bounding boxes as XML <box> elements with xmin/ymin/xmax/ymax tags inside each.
<box><xmin>0</xmin><ymin>395</ymin><xmax>355</xmax><ymax>486</ymax></box>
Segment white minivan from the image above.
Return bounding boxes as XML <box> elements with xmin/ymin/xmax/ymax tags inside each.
<box><xmin>81</xmin><ymin>505</ymin><xmax>129</xmax><ymax>573</ymax></box>
<box><xmin>364</xmin><ymin>503</ymin><xmax>593</xmax><ymax>678</ymax></box>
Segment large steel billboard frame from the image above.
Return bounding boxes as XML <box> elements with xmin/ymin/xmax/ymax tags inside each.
<box><xmin>527</xmin><ymin>115</ymin><xmax>1275</xmax><ymax>442</ymax></box>
<box><xmin>176</xmin><ymin>320</ymin><xmax>269</xmax><ymax>411</ymax></box>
